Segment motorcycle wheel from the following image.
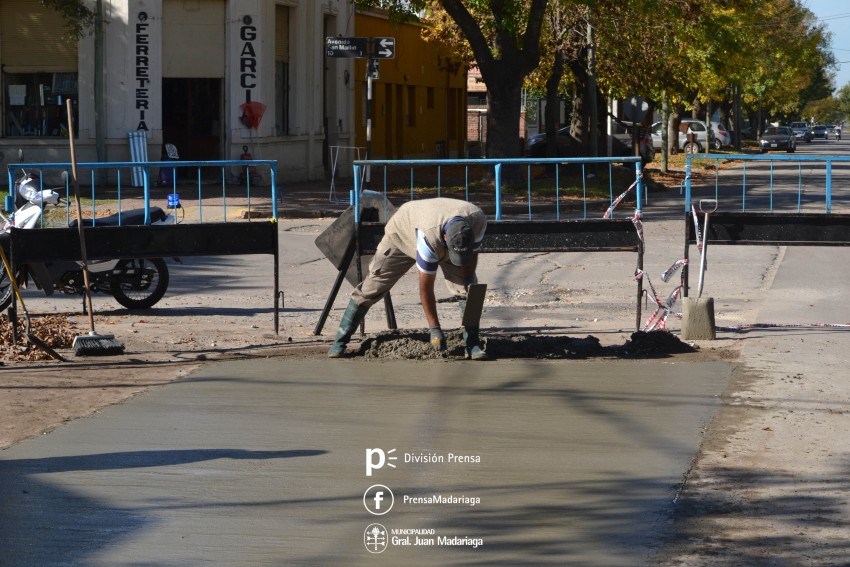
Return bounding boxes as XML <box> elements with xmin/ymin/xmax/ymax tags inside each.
<box><xmin>0</xmin><ymin>267</ymin><xmax>14</xmax><ymax>311</ymax></box>
<box><xmin>110</xmin><ymin>258</ymin><xmax>169</xmax><ymax>310</ymax></box>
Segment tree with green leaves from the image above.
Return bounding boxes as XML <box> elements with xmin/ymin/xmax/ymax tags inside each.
<box><xmin>835</xmin><ymin>84</ymin><xmax>850</xmax><ymax>123</ymax></box>
<box><xmin>360</xmin><ymin>0</ymin><xmax>549</xmax><ymax>160</ymax></box>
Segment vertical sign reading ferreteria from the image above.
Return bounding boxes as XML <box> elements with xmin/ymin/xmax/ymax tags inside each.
<box><xmin>134</xmin><ymin>12</ymin><xmax>151</xmax><ymax>131</ymax></box>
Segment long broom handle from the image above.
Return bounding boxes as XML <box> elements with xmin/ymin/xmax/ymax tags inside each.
<box><xmin>66</xmin><ymin>98</ymin><xmax>97</xmax><ymax>334</ymax></box>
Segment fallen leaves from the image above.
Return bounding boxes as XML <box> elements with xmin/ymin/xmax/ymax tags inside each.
<box><xmin>0</xmin><ymin>314</ymin><xmax>78</xmax><ymax>362</ymax></box>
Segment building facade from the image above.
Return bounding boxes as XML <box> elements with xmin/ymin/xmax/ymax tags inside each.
<box><xmin>0</xmin><ymin>0</ymin><xmax>356</xmax><ymax>183</ymax></box>
<box><xmin>352</xmin><ymin>11</ymin><xmax>467</xmax><ymax>160</ymax></box>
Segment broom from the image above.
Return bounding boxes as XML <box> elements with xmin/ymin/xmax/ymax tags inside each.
<box><xmin>65</xmin><ymin>98</ymin><xmax>125</xmax><ymax>356</ymax></box>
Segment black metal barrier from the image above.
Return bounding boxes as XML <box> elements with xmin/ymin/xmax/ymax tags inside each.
<box><xmin>683</xmin><ymin>212</ymin><xmax>850</xmax><ymax>295</ymax></box>
<box><xmin>6</xmin><ymin>222</ymin><xmax>282</xmax><ymax>333</ymax></box>
<box><xmin>315</xmin><ymin>218</ymin><xmax>645</xmax><ymax>334</ymax></box>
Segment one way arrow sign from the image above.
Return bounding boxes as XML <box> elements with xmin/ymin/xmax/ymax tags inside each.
<box><xmin>371</xmin><ymin>37</ymin><xmax>395</xmax><ymax>59</ymax></box>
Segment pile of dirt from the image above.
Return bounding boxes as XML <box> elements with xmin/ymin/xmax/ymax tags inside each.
<box><xmin>0</xmin><ymin>314</ymin><xmax>78</xmax><ymax>362</ymax></box>
<box><xmin>357</xmin><ymin>329</ymin><xmax>695</xmax><ymax>361</ymax></box>
<box><xmin>621</xmin><ymin>329</ymin><xmax>698</xmax><ymax>357</ymax></box>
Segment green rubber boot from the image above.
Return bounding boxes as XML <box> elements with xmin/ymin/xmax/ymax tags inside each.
<box><xmin>328</xmin><ymin>299</ymin><xmax>370</xmax><ymax>358</ymax></box>
<box><xmin>458</xmin><ymin>298</ymin><xmax>489</xmax><ymax>361</ymax></box>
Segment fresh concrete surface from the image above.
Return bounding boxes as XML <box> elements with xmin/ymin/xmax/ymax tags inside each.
<box><xmin>1</xmin><ymin>359</ymin><xmax>730</xmax><ymax>566</ymax></box>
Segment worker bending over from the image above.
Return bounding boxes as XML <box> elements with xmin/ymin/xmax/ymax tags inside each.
<box><xmin>328</xmin><ymin>197</ymin><xmax>489</xmax><ymax>360</ymax></box>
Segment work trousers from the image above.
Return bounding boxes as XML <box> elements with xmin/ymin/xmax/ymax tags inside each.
<box><xmin>350</xmin><ymin>237</ymin><xmax>472</xmax><ymax>307</ymax></box>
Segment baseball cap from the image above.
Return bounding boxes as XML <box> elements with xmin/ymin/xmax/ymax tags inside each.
<box><xmin>445</xmin><ymin>220</ymin><xmax>474</xmax><ymax>266</ymax></box>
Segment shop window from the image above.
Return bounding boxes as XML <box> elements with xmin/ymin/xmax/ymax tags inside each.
<box><xmin>1</xmin><ymin>0</ymin><xmax>78</xmax><ymax>138</ymax></box>
<box><xmin>4</xmin><ymin>72</ymin><xmax>77</xmax><ymax>137</ymax></box>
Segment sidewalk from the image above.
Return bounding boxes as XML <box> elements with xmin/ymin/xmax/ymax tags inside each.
<box><xmin>277</xmin><ymin>178</ymin><xmax>350</xmax><ymax>219</ymax></box>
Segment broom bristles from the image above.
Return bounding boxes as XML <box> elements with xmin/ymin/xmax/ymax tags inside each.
<box><xmin>72</xmin><ymin>333</ymin><xmax>125</xmax><ymax>356</ymax></box>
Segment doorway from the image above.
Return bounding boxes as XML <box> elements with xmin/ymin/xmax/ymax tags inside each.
<box><xmin>162</xmin><ymin>78</ymin><xmax>222</xmax><ymax>174</ymax></box>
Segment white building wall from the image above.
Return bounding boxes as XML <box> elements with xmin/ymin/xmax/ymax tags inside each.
<box><xmin>0</xmin><ymin>0</ymin><xmax>355</xmax><ymax>184</ymax></box>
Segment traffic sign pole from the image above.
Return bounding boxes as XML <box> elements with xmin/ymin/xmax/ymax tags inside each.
<box><xmin>366</xmin><ymin>61</ymin><xmax>373</xmax><ymax>161</ymax></box>
<box><xmin>324</xmin><ymin>36</ymin><xmax>395</xmax><ymax>186</ymax></box>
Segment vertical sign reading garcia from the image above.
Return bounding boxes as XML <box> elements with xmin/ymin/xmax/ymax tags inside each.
<box><xmin>134</xmin><ymin>12</ymin><xmax>151</xmax><ymax>131</ymax></box>
<box><xmin>239</xmin><ymin>15</ymin><xmax>257</xmax><ymax>104</ymax></box>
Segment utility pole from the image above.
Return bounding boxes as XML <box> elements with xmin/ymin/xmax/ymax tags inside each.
<box><xmin>364</xmin><ymin>58</ymin><xmax>379</xmax><ymax>187</ymax></box>
<box><xmin>94</xmin><ymin>0</ymin><xmax>106</xmax><ymax>180</ymax></box>
<box><xmin>587</xmin><ymin>19</ymin><xmax>598</xmax><ymax>159</ymax></box>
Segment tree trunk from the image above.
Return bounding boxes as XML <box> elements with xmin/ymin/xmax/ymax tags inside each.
<box><xmin>668</xmin><ymin>105</ymin><xmax>685</xmax><ymax>155</ymax></box>
<box><xmin>661</xmin><ymin>93</ymin><xmax>670</xmax><ymax>173</ymax></box>
<box><xmin>543</xmin><ymin>49</ymin><xmax>565</xmax><ymax>158</ymax></box>
<box><xmin>439</xmin><ymin>0</ymin><xmax>548</xmax><ymax>166</ymax></box>
<box><xmin>568</xmin><ymin>58</ymin><xmax>588</xmax><ymax>148</ymax></box>
<box><xmin>485</xmin><ymin>78</ymin><xmax>524</xmax><ymax>158</ymax></box>
<box><xmin>482</xmin><ymin>75</ymin><xmax>525</xmax><ymax>184</ymax></box>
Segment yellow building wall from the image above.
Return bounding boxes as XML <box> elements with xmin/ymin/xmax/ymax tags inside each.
<box><xmin>354</xmin><ymin>12</ymin><xmax>467</xmax><ymax>159</ymax></box>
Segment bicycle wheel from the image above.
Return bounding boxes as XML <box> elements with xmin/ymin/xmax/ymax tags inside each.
<box><xmin>110</xmin><ymin>258</ymin><xmax>169</xmax><ymax>310</ymax></box>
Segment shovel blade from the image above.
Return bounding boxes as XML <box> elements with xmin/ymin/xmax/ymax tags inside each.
<box><xmin>681</xmin><ymin>297</ymin><xmax>716</xmax><ymax>340</ymax></box>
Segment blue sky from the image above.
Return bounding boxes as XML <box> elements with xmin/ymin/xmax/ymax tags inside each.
<box><xmin>804</xmin><ymin>1</ymin><xmax>850</xmax><ymax>90</ymax></box>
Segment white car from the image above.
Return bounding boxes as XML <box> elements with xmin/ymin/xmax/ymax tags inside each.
<box><xmin>651</xmin><ymin>119</ymin><xmax>714</xmax><ymax>152</ymax></box>
<box><xmin>710</xmin><ymin>122</ymin><xmax>732</xmax><ymax>149</ymax></box>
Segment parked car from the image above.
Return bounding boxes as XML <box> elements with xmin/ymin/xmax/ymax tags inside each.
<box><xmin>826</xmin><ymin>124</ymin><xmax>841</xmax><ymax>139</ymax></box>
<box><xmin>526</xmin><ymin>124</ymin><xmax>655</xmax><ymax>165</ymax></box>
<box><xmin>710</xmin><ymin>122</ymin><xmax>732</xmax><ymax>149</ymax></box>
<box><xmin>759</xmin><ymin>126</ymin><xmax>796</xmax><ymax>153</ymax></box>
<box><xmin>789</xmin><ymin>121</ymin><xmax>813</xmax><ymax>143</ymax></box>
<box><xmin>651</xmin><ymin>119</ymin><xmax>714</xmax><ymax>153</ymax></box>
<box><xmin>812</xmin><ymin>124</ymin><xmax>829</xmax><ymax>139</ymax></box>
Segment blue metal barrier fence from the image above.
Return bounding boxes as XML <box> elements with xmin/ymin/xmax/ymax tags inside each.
<box><xmin>685</xmin><ymin>153</ymin><xmax>850</xmax><ymax>213</ymax></box>
<box><xmin>351</xmin><ymin>156</ymin><xmax>644</xmax><ymax>222</ymax></box>
<box><xmin>6</xmin><ymin>159</ymin><xmax>278</xmax><ymax>225</ymax></box>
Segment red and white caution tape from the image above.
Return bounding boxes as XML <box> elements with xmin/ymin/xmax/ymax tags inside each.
<box><xmin>631</xmin><ymin>213</ymin><xmax>644</xmax><ymax>242</ymax></box>
<box><xmin>635</xmin><ymin>269</ymin><xmax>682</xmax><ymax>331</ymax></box>
<box><xmin>661</xmin><ymin>258</ymin><xmax>688</xmax><ymax>283</ymax></box>
<box><xmin>691</xmin><ymin>204</ymin><xmax>703</xmax><ymax>252</ymax></box>
<box><xmin>603</xmin><ymin>178</ymin><xmax>640</xmax><ymax>219</ymax></box>
<box><xmin>717</xmin><ymin>322</ymin><xmax>850</xmax><ymax>332</ymax></box>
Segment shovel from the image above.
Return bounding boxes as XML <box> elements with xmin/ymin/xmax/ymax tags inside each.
<box><xmin>682</xmin><ymin>199</ymin><xmax>717</xmax><ymax>340</ymax></box>
<box><xmin>696</xmin><ymin>199</ymin><xmax>717</xmax><ymax>299</ymax></box>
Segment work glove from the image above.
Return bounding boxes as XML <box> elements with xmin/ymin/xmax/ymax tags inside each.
<box><xmin>429</xmin><ymin>326</ymin><xmax>446</xmax><ymax>351</ymax></box>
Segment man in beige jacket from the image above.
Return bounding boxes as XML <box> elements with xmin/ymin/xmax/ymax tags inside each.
<box><xmin>328</xmin><ymin>197</ymin><xmax>488</xmax><ymax>360</ymax></box>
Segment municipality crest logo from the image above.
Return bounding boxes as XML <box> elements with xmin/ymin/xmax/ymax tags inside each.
<box><xmin>364</xmin><ymin>523</ymin><xmax>388</xmax><ymax>553</ymax></box>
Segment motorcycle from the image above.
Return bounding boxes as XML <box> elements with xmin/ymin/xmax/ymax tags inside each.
<box><xmin>0</xmin><ymin>168</ymin><xmax>173</xmax><ymax>312</ymax></box>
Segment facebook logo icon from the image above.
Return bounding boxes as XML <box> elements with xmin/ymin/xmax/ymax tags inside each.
<box><xmin>363</xmin><ymin>484</ymin><xmax>394</xmax><ymax>515</ymax></box>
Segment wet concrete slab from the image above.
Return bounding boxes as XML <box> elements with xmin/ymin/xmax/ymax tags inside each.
<box><xmin>0</xmin><ymin>358</ymin><xmax>731</xmax><ymax>566</ymax></box>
